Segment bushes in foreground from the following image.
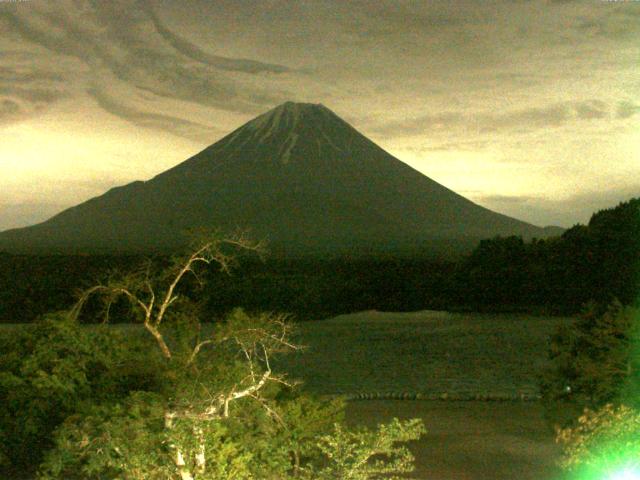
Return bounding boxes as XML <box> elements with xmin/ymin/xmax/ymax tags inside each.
<box><xmin>0</xmin><ymin>234</ymin><xmax>425</xmax><ymax>479</ymax></box>
<box><xmin>0</xmin><ymin>313</ymin><xmax>153</xmax><ymax>476</ymax></box>
<box><xmin>556</xmin><ymin>404</ymin><xmax>640</xmax><ymax>479</ymax></box>
<box><xmin>541</xmin><ymin>302</ymin><xmax>640</xmax><ymax>477</ymax></box>
<box><xmin>540</xmin><ymin>302</ymin><xmax>640</xmax><ymax>428</ymax></box>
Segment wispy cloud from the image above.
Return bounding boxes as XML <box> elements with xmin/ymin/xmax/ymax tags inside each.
<box><xmin>0</xmin><ymin>49</ymin><xmax>71</xmax><ymax>123</ymax></box>
<box><xmin>0</xmin><ymin>98</ymin><xmax>20</xmax><ymax>122</ymax></box>
<box><xmin>86</xmin><ymin>87</ymin><xmax>221</xmax><ymax>141</ymax></box>
<box><xmin>475</xmin><ymin>194</ymin><xmax>535</xmax><ymax>204</ymax></box>
<box><xmin>398</xmin><ymin>139</ymin><xmax>490</xmax><ymax>153</ymax></box>
<box><xmin>142</xmin><ymin>2</ymin><xmax>290</xmax><ymax>75</ymax></box>
<box><xmin>475</xmin><ymin>186</ymin><xmax>640</xmax><ymax>227</ymax></box>
<box><xmin>0</xmin><ymin>0</ymin><xmax>297</xmax><ymax>122</ymax></box>
<box><xmin>617</xmin><ymin>100</ymin><xmax>640</xmax><ymax>119</ymax></box>
<box><xmin>0</xmin><ymin>83</ymin><xmax>67</xmax><ymax>124</ymax></box>
<box><xmin>0</xmin><ymin>65</ymin><xmax>64</xmax><ymax>83</ymax></box>
<box><xmin>372</xmin><ymin>112</ymin><xmax>465</xmax><ymax>137</ymax></box>
<box><xmin>481</xmin><ymin>100</ymin><xmax>608</xmax><ymax>132</ymax></box>
<box><xmin>344</xmin><ymin>3</ymin><xmax>466</xmax><ymax>40</ymax></box>
<box><xmin>574</xmin><ymin>4</ymin><xmax>640</xmax><ymax>40</ymax></box>
<box><xmin>373</xmin><ymin>99</ymin><xmax>612</xmax><ymax>138</ymax></box>
<box><xmin>0</xmin><ymin>85</ymin><xmax>65</xmax><ymax>105</ymax></box>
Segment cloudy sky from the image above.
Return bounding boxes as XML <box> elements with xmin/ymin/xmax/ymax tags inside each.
<box><xmin>0</xmin><ymin>0</ymin><xmax>638</xmax><ymax>230</ymax></box>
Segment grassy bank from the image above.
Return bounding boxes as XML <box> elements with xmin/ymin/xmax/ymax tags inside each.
<box><xmin>278</xmin><ymin>310</ymin><xmax>570</xmax><ymax>399</ymax></box>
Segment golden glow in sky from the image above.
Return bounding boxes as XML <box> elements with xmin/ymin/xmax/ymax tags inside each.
<box><xmin>0</xmin><ymin>0</ymin><xmax>638</xmax><ymax>230</ymax></box>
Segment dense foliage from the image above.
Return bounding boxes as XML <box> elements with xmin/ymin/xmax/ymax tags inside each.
<box><xmin>540</xmin><ymin>302</ymin><xmax>640</xmax><ymax>427</ymax></box>
<box><xmin>556</xmin><ymin>403</ymin><xmax>640</xmax><ymax>479</ymax></box>
<box><xmin>454</xmin><ymin>198</ymin><xmax>640</xmax><ymax>312</ymax></box>
<box><xmin>0</xmin><ymin>314</ymin><xmax>160</xmax><ymax>477</ymax></box>
<box><xmin>0</xmin><ymin>236</ymin><xmax>425</xmax><ymax>479</ymax></box>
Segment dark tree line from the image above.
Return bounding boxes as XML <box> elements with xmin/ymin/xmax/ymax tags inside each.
<box><xmin>0</xmin><ymin>197</ymin><xmax>637</xmax><ymax>323</ymax></box>
<box><xmin>0</xmin><ymin>252</ymin><xmax>456</xmax><ymax>323</ymax></box>
<box><xmin>202</xmin><ymin>256</ymin><xmax>457</xmax><ymax>320</ymax></box>
<box><xmin>0</xmin><ymin>254</ymin><xmax>140</xmax><ymax>324</ymax></box>
<box><xmin>453</xmin><ymin>198</ymin><xmax>640</xmax><ymax>313</ymax></box>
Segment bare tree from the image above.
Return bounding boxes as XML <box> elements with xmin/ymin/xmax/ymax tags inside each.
<box><xmin>70</xmin><ymin>232</ymin><xmax>302</xmax><ymax>480</ymax></box>
<box><xmin>71</xmin><ymin>231</ymin><xmax>263</xmax><ymax>358</ymax></box>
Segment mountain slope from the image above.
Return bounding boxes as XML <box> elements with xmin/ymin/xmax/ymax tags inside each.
<box><xmin>0</xmin><ymin>102</ymin><xmax>561</xmax><ymax>255</ymax></box>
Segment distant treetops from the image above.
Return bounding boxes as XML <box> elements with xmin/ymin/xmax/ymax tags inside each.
<box><xmin>455</xmin><ymin>197</ymin><xmax>640</xmax><ymax>312</ymax></box>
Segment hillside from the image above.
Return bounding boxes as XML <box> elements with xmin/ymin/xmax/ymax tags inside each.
<box><xmin>0</xmin><ymin>102</ymin><xmax>560</xmax><ymax>255</ymax></box>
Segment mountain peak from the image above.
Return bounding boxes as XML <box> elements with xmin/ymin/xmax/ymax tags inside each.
<box><xmin>277</xmin><ymin>101</ymin><xmax>327</xmax><ymax>111</ymax></box>
<box><xmin>0</xmin><ymin>102</ymin><xmax>558</xmax><ymax>255</ymax></box>
<box><xmin>218</xmin><ymin>100</ymin><xmax>350</xmax><ymax>163</ymax></box>
<box><xmin>247</xmin><ymin>101</ymin><xmax>333</xmax><ymax>131</ymax></box>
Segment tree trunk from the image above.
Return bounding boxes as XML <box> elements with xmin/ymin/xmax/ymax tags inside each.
<box><xmin>194</xmin><ymin>426</ymin><xmax>206</xmax><ymax>475</ymax></box>
<box><xmin>175</xmin><ymin>449</ymin><xmax>194</xmax><ymax>480</ymax></box>
<box><xmin>145</xmin><ymin>322</ymin><xmax>172</xmax><ymax>360</ymax></box>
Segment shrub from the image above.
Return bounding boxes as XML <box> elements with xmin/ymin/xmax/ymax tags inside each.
<box><xmin>540</xmin><ymin>302</ymin><xmax>640</xmax><ymax>427</ymax></box>
<box><xmin>18</xmin><ymin>234</ymin><xmax>426</xmax><ymax>479</ymax></box>
<box><xmin>556</xmin><ymin>403</ymin><xmax>640</xmax><ymax>479</ymax></box>
<box><xmin>0</xmin><ymin>313</ymin><xmax>152</xmax><ymax>477</ymax></box>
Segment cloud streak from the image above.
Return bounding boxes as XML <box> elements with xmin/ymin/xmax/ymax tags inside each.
<box><xmin>0</xmin><ymin>62</ymin><xmax>68</xmax><ymax>123</ymax></box>
<box><xmin>574</xmin><ymin>4</ymin><xmax>640</xmax><ymax>40</ymax></box>
<box><xmin>143</xmin><ymin>2</ymin><xmax>290</xmax><ymax>75</ymax></box>
<box><xmin>617</xmin><ymin>101</ymin><xmax>640</xmax><ymax>119</ymax></box>
<box><xmin>0</xmin><ymin>98</ymin><xmax>20</xmax><ymax>122</ymax></box>
<box><xmin>0</xmin><ymin>0</ymin><xmax>297</xmax><ymax>123</ymax></box>
<box><xmin>372</xmin><ymin>100</ymin><xmax>613</xmax><ymax>138</ymax></box>
<box><xmin>86</xmin><ymin>87</ymin><xmax>221</xmax><ymax>141</ymax></box>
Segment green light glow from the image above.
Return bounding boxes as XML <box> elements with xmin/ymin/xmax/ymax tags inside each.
<box><xmin>607</xmin><ymin>468</ymin><xmax>640</xmax><ymax>480</ymax></box>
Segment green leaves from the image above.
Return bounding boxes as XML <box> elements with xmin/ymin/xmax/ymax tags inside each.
<box><xmin>540</xmin><ymin>302</ymin><xmax>640</xmax><ymax>427</ymax></box>
<box><xmin>310</xmin><ymin>418</ymin><xmax>426</xmax><ymax>480</ymax></box>
<box><xmin>39</xmin><ymin>392</ymin><xmax>169</xmax><ymax>480</ymax></box>
<box><xmin>3</xmin><ymin>238</ymin><xmax>426</xmax><ymax>480</ymax></box>
<box><xmin>556</xmin><ymin>404</ymin><xmax>640</xmax><ymax>479</ymax></box>
<box><xmin>26</xmin><ymin>309</ymin><xmax>426</xmax><ymax>480</ymax></box>
<box><xmin>0</xmin><ymin>313</ymin><xmax>154</xmax><ymax>477</ymax></box>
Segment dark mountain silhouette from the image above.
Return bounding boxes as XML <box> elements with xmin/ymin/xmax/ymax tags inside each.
<box><xmin>0</xmin><ymin>102</ymin><xmax>562</xmax><ymax>256</ymax></box>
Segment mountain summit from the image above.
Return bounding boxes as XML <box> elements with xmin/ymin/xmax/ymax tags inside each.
<box><xmin>0</xmin><ymin>102</ymin><xmax>559</xmax><ymax>255</ymax></box>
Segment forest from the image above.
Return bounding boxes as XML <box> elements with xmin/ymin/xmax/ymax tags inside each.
<box><xmin>1</xmin><ymin>198</ymin><xmax>638</xmax><ymax>324</ymax></box>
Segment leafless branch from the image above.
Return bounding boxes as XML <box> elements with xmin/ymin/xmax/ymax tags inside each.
<box><xmin>186</xmin><ymin>339</ymin><xmax>216</xmax><ymax>366</ymax></box>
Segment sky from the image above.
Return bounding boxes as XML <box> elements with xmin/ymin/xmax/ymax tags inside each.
<box><xmin>0</xmin><ymin>0</ymin><xmax>639</xmax><ymax>230</ymax></box>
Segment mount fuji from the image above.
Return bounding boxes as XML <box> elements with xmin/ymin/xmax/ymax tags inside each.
<box><xmin>0</xmin><ymin>102</ymin><xmax>561</xmax><ymax>255</ymax></box>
